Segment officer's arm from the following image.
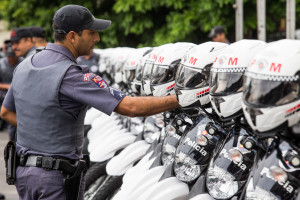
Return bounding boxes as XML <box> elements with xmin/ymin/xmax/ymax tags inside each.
<box><xmin>0</xmin><ymin>106</ymin><xmax>17</xmax><ymax>127</ymax></box>
<box><xmin>114</xmin><ymin>95</ymin><xmax>179</xmax><ymax>117</ymax></box>
<box><xmin>0</xmin><ymin>83</ymin><xmax>10</xmax><ymax>90</ymax></box>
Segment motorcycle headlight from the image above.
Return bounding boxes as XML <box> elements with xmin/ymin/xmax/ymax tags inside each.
<box><xmin>174</xmin><ymin>151</ymin><xmax>201</xmax><ymax>182</ymax></box>
<box><xmin>245</xmin><ymin>179</ymin><xmax>279</xmax><ymax>200</ymax></box>
<box><xmin>155</xmin><ymin>113</ymin><xmax>164</xmax><ymax>120</ymax></box>
<box><xmin>269</xmin><ymin>166</ymin><xmax>287</xmax><ymax>183</ymax></box>
<box><xmin>162</xmin><ymin>142</ymin><xmax>176</xmax><ymax>166</ymax></box>
<box><xmin>166</xmin><ymin>125</ymin><xmax>176</xmax><ymax>135</ymax></box>
<box><xmin>206</xmin><ymin>165</ymin><xmax>239</xmax><ymax>199</ymax></box>
<box><xmin>155</xmin><ymin>119</ymin><xmax>165</xmax><ymax>128</ymax></box>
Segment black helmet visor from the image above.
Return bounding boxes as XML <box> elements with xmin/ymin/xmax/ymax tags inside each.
<box><xmin>243</xmin><ymin>72</ymin><xmax>300</xmax><ymax>108</ymax></box>
<box><xmin>176</xmin><ymin>64</ymin><xmax>210</xmax><ymax>89</ymax></box>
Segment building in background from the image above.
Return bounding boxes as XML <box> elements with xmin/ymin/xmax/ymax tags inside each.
<box><xmin>0</xmin><ymin>21</ymin><xmax>11</xmax><ymax>45</ymax></box>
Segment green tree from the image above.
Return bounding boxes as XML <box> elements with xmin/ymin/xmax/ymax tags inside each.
<box><xmin>0</xmin><ymin>0</ymin><xmax>297</xmax><ymax>48</ymax></box>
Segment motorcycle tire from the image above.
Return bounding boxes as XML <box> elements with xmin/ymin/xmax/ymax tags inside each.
<box><xmin>85</xmin><ymin>161</ymin><xmax>107</xmax><ymax>190</ymax></box>
<box><xmin>92</xmin><ymin>175</ymin><xmax>123</xmax><ymax>200</ymax></box>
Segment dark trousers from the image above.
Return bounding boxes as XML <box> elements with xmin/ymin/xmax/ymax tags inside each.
<box><xmin>15</xmin><ymin>166</ymin><xmax>85</xmax><ymax>200</ymax></box>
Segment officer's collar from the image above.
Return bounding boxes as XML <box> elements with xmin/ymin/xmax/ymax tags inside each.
<box><xmin>25</xmin><ymin>46</ymin><xmax>37</xmax><ymax>58</ymax></box>
<box><xmin>44</xmin><ymin>43</ymin><xmax>76</xmax><ymax>63</ymax></box>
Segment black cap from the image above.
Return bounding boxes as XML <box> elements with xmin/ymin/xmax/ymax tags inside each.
<box><xmin>27</xmin><ymin>26</ymin><xmax>46</xmax><ymax>38</ymax></box>
<box><xmin>209</xmin><ymin>26</ymin><xmax>225</xmax><ymax>38</ymax></box>
<box><xmin>10</xmin><ymin>28</ymin><xmax>32</xmax><ymax>42</ymax></box>
<box><xmin>53</xmin><ymin>5</ymin><xmax>111</xmax><ymax>34</ymax></box>
<box><xmin>4</xmin><ymin>40</ymin><xmax>15</xmax><ymax>57</ymax></box>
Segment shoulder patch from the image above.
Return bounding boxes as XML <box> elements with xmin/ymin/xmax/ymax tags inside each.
<box><xmin>92</xmin><ymin>76</ymin><xmax>107</xmax><ymax>88</ymax></box>
<box><xmin>83</xmin><ymin>73</ymin><xmax>93</xmax><ymax>82</ymax></box>
<box><xmin>109</xmin><ymin>88</ymin><xmax>126</xmax><ymax>100</ymax></box>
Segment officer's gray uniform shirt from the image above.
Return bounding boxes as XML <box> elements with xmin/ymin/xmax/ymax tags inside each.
<box><xmin>3</xmin><ymin>43</ymin><xmax>126</xmax><ymax>159</ymax></box>
<box><xmin>0</xmin><ymin>57</ymin><xmax>21</xmax><ymax>83</ymax></box>
<box><xmin>25</xmin><ymin>46</ymin><xmax>37</xmax><ymax>58</ymax></box>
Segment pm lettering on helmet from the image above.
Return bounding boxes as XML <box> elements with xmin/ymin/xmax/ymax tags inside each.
<box><xmin>158</xmin><ymin>56</ymin><xmax>164</xmax><ymax>63</ymax></box>
<box><xmin>189</xmin><ymin>57</ymin><xmax>197</xmax><ymax>65</ymax></box>
<box><xmin>250</xmin><ymin>59</ymin><xmax>256</xmax><ymax>67</ymax></box>
<box><xmin>270</xmin><ymin>63</ymin><xmax>282</xmax><ymax>73</ymax></box>
<box><xmin>228</xmin><ymin>57</ymin><xmax>238</xmax><ymax>65</ymax></box>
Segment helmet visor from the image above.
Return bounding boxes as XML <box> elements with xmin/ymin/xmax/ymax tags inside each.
<box><xmin>125</xmin><ymin>69</ymin><xmax>135</xmax><ymax>83</ymax></box>
<box><xmin>243</xmin><ymin>75</ymin><xmax>300</xmax><ymax>107</ymax></box>
<box><xmin>135</xmin><ymin>64</ymin><xmax>143</xmax><ymax>82</ymax></box>
<box><xmin>142</xmin><ymin>61</ymin><xmax>153</xmax><ymax>80</ymax></box>
<box><xmin>176</xmin><ymin>64</ymin><xmax>209</xmax><ymax>89</ymax></box>
<box><xmin>209</xmin><ymin>71</ymin><xmax>244</xmax><ymax>96</ymax></box>
<box><xmin>151</xmin><ymin>64</ymin><xmax>176</xmax><ymax>85</ymax></box>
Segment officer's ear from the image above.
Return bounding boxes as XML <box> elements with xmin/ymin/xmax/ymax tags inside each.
<box><xmin>66</xmin><ymin>31</ymin><xmax>77</xmax><ymax>43</ymax></box>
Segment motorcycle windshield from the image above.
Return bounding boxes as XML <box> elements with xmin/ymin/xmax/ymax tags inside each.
<box><xmin>243</xmin><ymin>73</ymin><xmax>300</xmax><ymax>107</ymax></box>
<box><xmin>209</xmin><ymin>71</ymin><xmax>244</xmax><ymax>96</ymax></box>
<box><xmin>151</xmin><ymin>64</ymin><xmax>176</xmax><ymax>85</ymax></box>
<box><xmin>176</xmin><ymin>64</ymin><xmax>209</xmax><ymax>89</ymax></box>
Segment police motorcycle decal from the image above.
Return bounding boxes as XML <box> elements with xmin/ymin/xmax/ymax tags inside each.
<box><xmin>243</xmin><ymin>139</ymin><xmax>300</xmax><ymax>200</ymax></box>
<box><xmin>205</xmin><ymin>127</ymin><xmax>261</xmax><ymax>199</ymax></box>
<box><xmin>174</xmin><ymin>115</ymin><xmax>210</xmax><ymax>182</ymax></box>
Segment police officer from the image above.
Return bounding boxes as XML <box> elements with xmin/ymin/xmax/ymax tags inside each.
<box><xmin>27</xmin><ymin>26</ymin><xmax>48</xmax><ymax>48</ymax></box>
<box><xmin>209</xmin><ymin>25</ymin><xmax>230</xmax><ymax>44</ymax></box>
<box><xmin>0</xmin><ymin>40</ymin><xmax>21</xmax><ymax>140</ymax></box>
<box><xmin>1</xmin><ymin>5</ymin><xmax>179</xmax><ymax>200</ymax></box>
<box><xmin>76</xmin><ymin>50</ymin><xmax>100</xmax><ymax>74</ymax></box>
<box><xmin>10</xmin><ymin>27</ymin><xmax>36</xmax><ymax>58</ymax></box>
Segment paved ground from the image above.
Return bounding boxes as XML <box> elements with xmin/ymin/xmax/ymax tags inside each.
<box><xmin>0</xmin><ymin>129</ymin><xmax>19</xmax><ymax>200</ymax></box>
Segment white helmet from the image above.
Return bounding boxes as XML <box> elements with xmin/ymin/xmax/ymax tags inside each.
<box><xmin>175</xmin><ymin>42</ymin><xmax>228</xmax><ymax>116</ymax></box>
<box><xmin>113</xmin><ymin>47</ymin><xmax>134</xmax><ymax>84</ymax></box>
<box><xmin>209</xmin><ymin>40</ymin><xmax>266</xmax><ymax>119</ymax></box>
<box><xmin>142</xmin><ymin>43</ymin><xmax>174</xmax><ymax>95</ymax></box>
<box><xmin>123</xmin><ymin>47</ymin><xmax>152</xmax><ymax>93</ymax></box>
<box><xmin>98</xmin><ymin>48</ymin><xmax>112</xmax><ymax>73</ymax></box>
<box><xmin>150</xmin><ymin>42</ymin><xmax>196</xmax><ymax>97</ymax></box>
<box><xmin>132</xmin><ymin>48</ymin><xmax>153</xmax><ymax>95</ymax></box>
<box><xmin>242</xmin><ymin>39</ymin><xmax>300</xmax><ymax>133</ymax></box>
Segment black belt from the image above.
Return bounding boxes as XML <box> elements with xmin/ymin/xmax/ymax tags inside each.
<box><xmin>19</xmin><ymin>155</ymin><xmax>83</xmax><ymax>175</ymax></box>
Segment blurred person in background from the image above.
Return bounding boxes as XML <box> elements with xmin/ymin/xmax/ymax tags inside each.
<box><xmin>0</xmin><ymin>40</ymin><xmax>22</xmax><ymax>139</ymax></box>
<box><xmin>0</xmin><ymin>43</ymin><xmax>5</xmax><ymax>59</ymax></box>
<box><xmin>76</xmin><ymin>49</ymin><xmax>100</xmax><ymax>74</ymax></box>
<box><xmin>10</xmin><ymin>27</ymin><xmax>36</xmax><ymax>58</ymax></box>
<box><xmin>209</xmin><ymin>25</ymin><xmax>230</xmax><ymax>44</ymax></box>
<box><xmin>27</xmin><ymin>26</ymin><xmax>48</xmax><ymax>49</ymax></box>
